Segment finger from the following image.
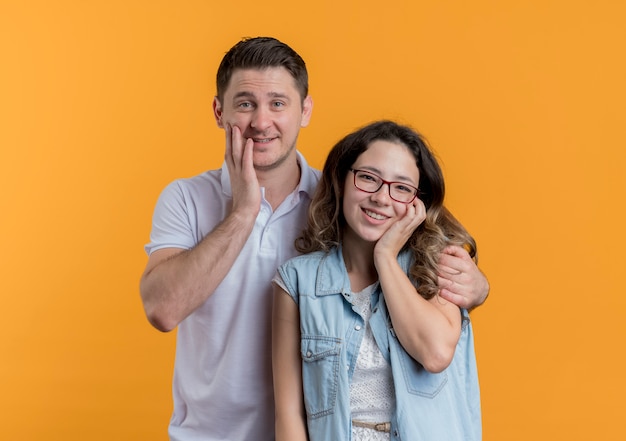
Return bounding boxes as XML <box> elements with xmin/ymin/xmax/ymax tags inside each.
<box><xmin>439</xmin><ymin>265</ymin><xmax>463</xmax><ymax>277</ymax></box>
<box><xmin>438</xmin><ymin>287</ymin><xmax>470</xmax><ymax>310</ymax></box>
<box><xmin>441</xmin><ymin>244</ymin><xmax>471</xmax><ymax>259</ymax></box>
<box><xmin>242</xmin><ymin>136</ymin><xmax>255</xmax><ymax>173</ymax></box>
<box><xmin>439</xmin><ymin>246</ymin><xmax>470</xmax><ymax>273</ymax></box>
<box><xmin>402</xmin><ymin>204</ymin><xmax>422</xmax><ymax>233</ymax></box>
<box><xmin>224</xmin><ymin>123</ymin><xmax>233</xmax><ymax>163</ymax></box>
<box><xmin>414</xmin><ymin>198</ymin><xmax>426</xmax><ymax>220</ymax></box>
<box><xmin>402</xmin><ymin>199</ymin><xmax>419</xmax><ymax>222</ymax></box>
<box><xmin>231</xmin><ymin>125</ymin><xmax>244</xmax><ymax>166</ymax></box>
<box><xmin>438</xmin><ymin>275</ymin><xmax>467</xmax><ymax>298</ymax></box>
<box><xmin>438</xmin><ymin>263</ymin><xmax>466</xmax><ymax>282</ymax></box>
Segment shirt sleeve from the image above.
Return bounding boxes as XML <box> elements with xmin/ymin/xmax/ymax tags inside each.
<box><xmin>276</xmin><ymin>261</ymin><xmax>300</xmax><ymax>306</ymax></box>
<box><xmin>272</xmin><ymin>272</ymin><xmax>289</xmax><ymax>292</ymax></box>
<box><xmin>144</xmin><ymin>180</ymin><xmax>197</xmax><ymax>255</ymax></box>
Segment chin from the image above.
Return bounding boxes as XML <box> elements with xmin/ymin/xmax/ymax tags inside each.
<box><xmin>356</xmin><ymin>231</ymin><xmax>383</xmax><ymax>244</ymax></box>
<box><xmin>253</xmin><ymin>160</ymin><xmax>281</xmax><ymax>172</ymax></box>
<box><xmin>255</xmin><ymin>152</ymin><xmax>292</xmax><ymax>171</ymax></box>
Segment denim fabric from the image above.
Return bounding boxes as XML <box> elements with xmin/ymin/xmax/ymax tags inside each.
<box><xmin>278</xmin><ymin>246</ymin><xmax>482</xmax><ymax>441</ymax></box>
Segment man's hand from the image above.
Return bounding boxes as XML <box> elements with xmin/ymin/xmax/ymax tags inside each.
<box><xmin>437</xmin><ymin>245</ymin><xmax>489</xmax><ymax>310</ymax></box>
<box><xmin>224</xmin><ymin>124</ymin><xmax>261</xmax><ymax>216</ymax></box>
<box><xmin>140</xmin><ymin>124</ymin><xmax>263</xmax><ymax>332</ymax></box>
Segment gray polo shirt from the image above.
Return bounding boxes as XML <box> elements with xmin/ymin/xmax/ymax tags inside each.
<box><xmin>145</xmin><ymin>151</ymin><xmax>320</xmax><ymax>441</ymax></box>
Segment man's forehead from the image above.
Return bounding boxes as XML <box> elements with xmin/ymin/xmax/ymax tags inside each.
<box><xmin>225</xmin><ymin>67</ymin><xmax>299</xmax><ymax>96</ymax></box>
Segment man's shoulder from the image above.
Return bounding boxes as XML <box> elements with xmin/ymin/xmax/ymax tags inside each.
<box><xmin>161</xmin><ymin>168</ymin><xmax>223</xmax><ymax>196</ymax></box>
<box><xmin>171</xmin><ymin>168</ymin><xmax>221</xmax><ymax>186</ymax></box>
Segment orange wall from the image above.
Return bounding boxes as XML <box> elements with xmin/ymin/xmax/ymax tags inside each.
<box><xmin>1</xmin><ymin>1</ymin><xmax>625</xmax><ymax>439</ymax></box>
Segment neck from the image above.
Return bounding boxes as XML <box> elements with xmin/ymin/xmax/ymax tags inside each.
<box><xmin>342</xmin><ymin>232</ymin><xmax>378</xmax><ymax>292</ymax></box>
<box><xmin>256</xmin><ymin>156</ymin><xmax>301</xmax><ymax>210</ymax></box>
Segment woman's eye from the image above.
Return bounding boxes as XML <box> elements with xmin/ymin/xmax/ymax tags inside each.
<box><xmin>395</xmin><ymin>184</ymin><xmax>413</xmax><ymax>193</ymax></box>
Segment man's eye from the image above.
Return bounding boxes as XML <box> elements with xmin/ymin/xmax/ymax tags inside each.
<box><xmin>272</xmin><ymin>101</ymin><xmax>285</xmax><ymax>107</ymax></box>
<box><xmin>238</xmin><ymin>102</ymin><xmax>253</xmax><ymax>108</ymax></box>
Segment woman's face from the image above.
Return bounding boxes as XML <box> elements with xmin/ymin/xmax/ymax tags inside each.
<box><xmin>342</xmin><ymin>140</ymin><xmax>420</xmax><ymax>244</ymax></box>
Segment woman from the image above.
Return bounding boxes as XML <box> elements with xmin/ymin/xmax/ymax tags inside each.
<box><xmin>272</xmin><ymin>120</ymin><xmax>481</xmax><ymax>441</ymax></box>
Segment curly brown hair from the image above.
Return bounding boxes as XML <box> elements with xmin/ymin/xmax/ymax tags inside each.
<box><xmin>296</xmin><ymin>120</ymin><xmax>477</xmax><ymax>299</ymax></box>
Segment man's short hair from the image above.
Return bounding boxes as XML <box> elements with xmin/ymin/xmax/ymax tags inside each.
<box><xmin>216</xmin><ymin>37</ymin><xmax>309</xmax><ymax>102</ymax></box>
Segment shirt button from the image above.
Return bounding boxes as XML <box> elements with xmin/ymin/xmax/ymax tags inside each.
<box><xmin>355</xmin><ymin>325</ymin><xmax>362</xmax><ymax>331</ymax></box>
<box><xmin>306</xmin><ymin>351</ymin><xmax>312</xmax><ymax>358</ymax></box>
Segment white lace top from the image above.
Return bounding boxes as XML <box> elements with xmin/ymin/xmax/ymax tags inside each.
<box><xmin>350</xmin><ymin>284</ymin><xmax>394</xmax><ymax>441</ymax></box>
<box><xmin>273</xmin><ymin>277</ymin><xmax>394</xmax><ymax>440</ymax></box>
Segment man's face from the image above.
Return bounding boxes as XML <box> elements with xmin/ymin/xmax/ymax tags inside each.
<box><xmin>213</xmin><ymin>67</ymin><xmax>313</xmax><ymax>171</ymax></box>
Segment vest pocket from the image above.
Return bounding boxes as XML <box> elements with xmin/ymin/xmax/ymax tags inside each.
<box><xmin>300</xmin><ymin>335</ymin><xmax>341</xmax><ymax>418</ymax></box>
<box><xmin>397</xmin><ymin>346</ymin><xmax>448</xmax><ymax>398</ymax></box>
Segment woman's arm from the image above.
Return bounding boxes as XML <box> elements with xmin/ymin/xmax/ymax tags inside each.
<box><xmin>376</xmin><ymin>256</ymin><xmax>462</xmax><ymax>373</ymax></box>
<box><xmin>373</xmin><ymin>200</ymin><xmax>462</xmax><ymax>373</ymax></box>
<box><xmin>272</xmin><ymin>284</ymin><xmax>309</xmax><ymax>441</ymax></box>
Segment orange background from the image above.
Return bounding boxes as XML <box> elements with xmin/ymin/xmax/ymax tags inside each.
<box><xmin>1</xmin><ymin>1</ymin><xmax>625</xmax><ymax>439</ymax></box>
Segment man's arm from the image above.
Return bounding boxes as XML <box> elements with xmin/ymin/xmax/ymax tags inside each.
<box><xmin>437</xmin><ymin>245</ymin><xmax>490</xmax><ymax>311</ymax></box>
<box><xmin>140</xmin><ymin>209</ymin><xmax>256</xmax><ymax>332</ymax></box>
<box><xmin>140</xmin><ymin>125</ymin><xmax>260</xmax><ymax>332</ymax></box>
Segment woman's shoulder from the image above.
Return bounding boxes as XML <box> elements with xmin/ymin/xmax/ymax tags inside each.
<box><xmin>282</xmin><ymin>249</ymin><xmax>333</xmax><ymax>268</ymax></box>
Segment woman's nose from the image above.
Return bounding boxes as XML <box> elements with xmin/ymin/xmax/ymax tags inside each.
<box><xmin>370</xmin><ymin>183</ymin><xmax>392</xmax><ymax>204</ymax></box>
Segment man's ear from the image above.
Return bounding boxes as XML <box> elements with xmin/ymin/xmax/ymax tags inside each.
<box><xmin>300</xmin><ymin>95</ymin><xmax>313</xmax><ymax>128</ymax></box>
<box><xmin>213</xmin><ymin>97</ymin><xmax>224</xmax><ymax>128</ymax></box>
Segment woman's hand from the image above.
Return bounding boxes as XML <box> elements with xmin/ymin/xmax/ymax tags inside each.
<box><xmin>374</xmin><ymin>198</ymin><xmax>426</xmax><ymax>258</ymax></box>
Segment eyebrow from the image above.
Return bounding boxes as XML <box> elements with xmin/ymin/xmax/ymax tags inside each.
<box><xmin>358</xmin><ymin>166</ymin><xmax>418</xmax><ymax>186</ymax></box>
<box><xmin>232</xmin><ymin>91</ymin><xmax>291</xmax><ymax>100</ymax></box>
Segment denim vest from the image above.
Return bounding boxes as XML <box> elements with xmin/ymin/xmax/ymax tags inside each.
<box><xmin>278</xmin><ymin>247</ymin><xmax>482</xmax><ymax>441</ymax></box>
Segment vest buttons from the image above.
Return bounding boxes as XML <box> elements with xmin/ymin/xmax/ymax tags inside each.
<box><xmin>355</xmin><ymin>325</ymin><xmax>362</xmax><ymax>331</ymax></box>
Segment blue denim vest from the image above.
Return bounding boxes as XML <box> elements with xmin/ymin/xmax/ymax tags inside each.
<box><xmin>278</xmin><ymin>246</ymin><xmax>482</xmax><ymax>441</ymax></box>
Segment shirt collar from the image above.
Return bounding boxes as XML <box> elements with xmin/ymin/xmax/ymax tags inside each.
<box><xmin>316</xmin><ymin>246</ymin><xmax>413</xmax><ymax>298</ymax></box>
<box><xmin>295</xmin><ymin>151</ymin><xmax>320</xmax><ymax>198</ymax></box>
<box><xmin>315</xmin><ymin>246</ymin><xmax>352</xmax><ymax>295</ymax></box>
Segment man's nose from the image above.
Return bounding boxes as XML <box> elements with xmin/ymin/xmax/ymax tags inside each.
<box><xmin>250</xmin><ymin>107</ymin><xmax>272</xmax><ymax>130</ymax></box>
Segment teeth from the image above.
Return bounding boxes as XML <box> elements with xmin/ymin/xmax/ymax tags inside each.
<box><xmin>253</xmin><ymin>138</ymin><xmax>272</xmax><ymax>143</ymax></box>
<box><xmin>365</xmin><ymin>210</ymin><xmax>386</xmax><ymax>220</ymax></box>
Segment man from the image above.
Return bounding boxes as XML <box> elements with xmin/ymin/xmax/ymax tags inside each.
<box><xmin>140</xmin><ymin>37</ymin><xmax>489</xmax><ymax>441</ymax></box>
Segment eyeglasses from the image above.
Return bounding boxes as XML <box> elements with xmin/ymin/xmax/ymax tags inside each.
<box><xmin>349</xmin><ymin>169</ymin><xmax>419</xmax><ymax>204</ymax></box>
